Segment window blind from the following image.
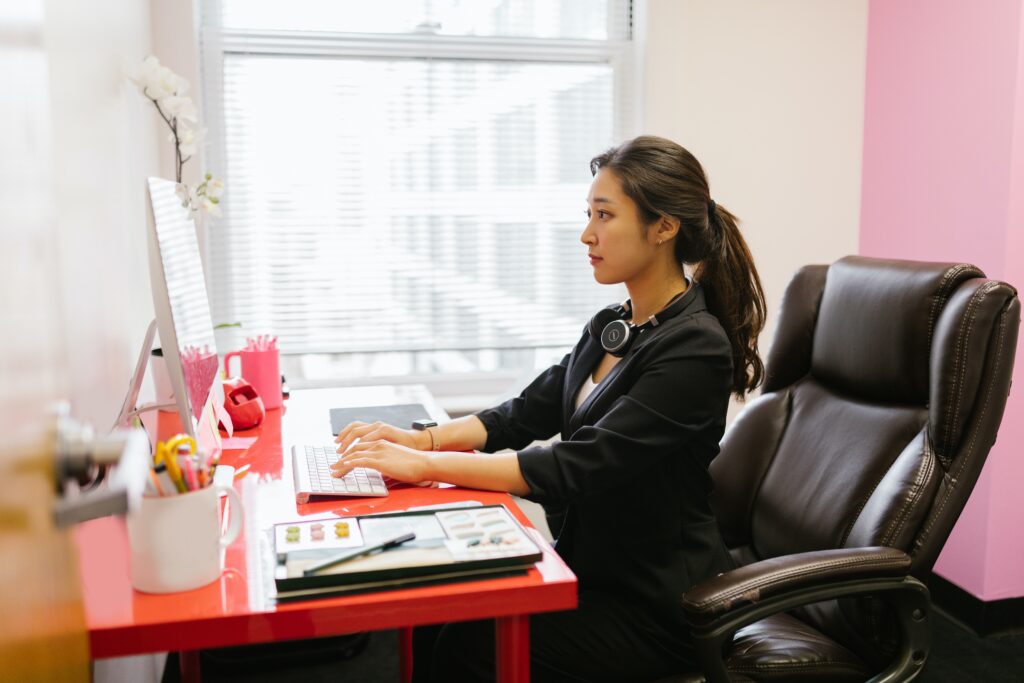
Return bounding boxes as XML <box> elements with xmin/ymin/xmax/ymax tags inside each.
<box><xmin>201</xmin><ymin>1</ymin><xmax>634</xmax><ymax>383</ymax></box>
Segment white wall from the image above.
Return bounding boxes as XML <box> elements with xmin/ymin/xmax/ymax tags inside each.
<box><xmin>150</xmin><ymin>0</ymin><xmax>203</xmax><ymax>188</ymax></box>
<box><xmin>0</xmin><ymin>0</ymin><xmax>156</xmax><ymax>447</ymax></box>
<box><xmin>642</xmin><ymin>0</ymin><xmax>868</xmax><ymax>413</ymax></box>
<box><xmin>41</xmin><ymin>0</ymin><xmax>161</xmax><ymax>430</ymax></box>
<box><xmin>0</xmin><ymin>2</ymin><xmax>65</xmax><ymax>454</ymax></box>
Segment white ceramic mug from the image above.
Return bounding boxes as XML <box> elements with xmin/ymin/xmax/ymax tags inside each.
<box><xmin>126</xmin><ymin>483</ymin><xmax>243</xmax><ymax>593</ymax></box>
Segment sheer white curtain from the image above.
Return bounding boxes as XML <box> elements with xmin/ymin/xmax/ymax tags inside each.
<box><xmin>201</xmin><ymin>1</ymin><xmax>634</xmax><ymax>389</ymax></box>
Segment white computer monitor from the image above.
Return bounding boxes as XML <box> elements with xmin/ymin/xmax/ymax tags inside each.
<box><xmin>142</xmin><ymin>176</ymin><xmax>223</xmax><ymax>444</ymax></box>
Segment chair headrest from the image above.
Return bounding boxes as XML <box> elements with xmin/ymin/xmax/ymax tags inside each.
<box><xmin>811</xmin><ymin>256</ymin><xmax>983</xmax><ymax>405</ymax></box>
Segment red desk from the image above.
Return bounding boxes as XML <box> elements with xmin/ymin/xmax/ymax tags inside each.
<box><xmin>75</xmin><ymin>386</ymin><xmax>577</xmax><ymax>682</ymax></box>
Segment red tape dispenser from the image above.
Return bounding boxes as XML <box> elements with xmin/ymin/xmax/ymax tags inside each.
<box><xmin>223</xmin><ymin>377</ymin><xmax>266</xmax><ymax>430</ymax></box>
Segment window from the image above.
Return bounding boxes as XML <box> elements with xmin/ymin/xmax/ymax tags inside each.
<box><xmin>201</xmin><ymin>1</ymin><xmax>635</xmax><ymax>394</ymax></box>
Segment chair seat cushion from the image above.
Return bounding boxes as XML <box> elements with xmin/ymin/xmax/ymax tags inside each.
<box><xmin>726</xmin><ymin>613</ymin><xmax>870</xmax><ymax>681</ymax></box>
<box><xmin>650</xmin><ymin>613</ymin><xmax>870</xmax><ymax>682</ymax></box>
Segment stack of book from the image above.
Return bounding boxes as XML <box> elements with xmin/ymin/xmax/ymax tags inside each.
<box><xmin>273</xmin><ymin>504</ymin><xmax>543</xmax><ymax>601</ymax></box>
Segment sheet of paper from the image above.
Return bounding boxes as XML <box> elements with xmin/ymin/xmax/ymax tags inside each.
<box><xmin>359</xmin><ymin>515</ymin><xmax>447</xmax><ymax>546</ymax></box>
<box><xmin>221</xmin><ymin>436</ymin><xmax>258</xmax><ymax>450</ymax></box>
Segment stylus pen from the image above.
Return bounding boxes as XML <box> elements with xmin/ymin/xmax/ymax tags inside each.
<box><xmin>303</xmin><ymin>532</ymin><xmax>417</xmax><ymax>576</ymax></box>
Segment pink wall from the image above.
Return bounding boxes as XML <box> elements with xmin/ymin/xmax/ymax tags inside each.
<box><xmin>860</xmin><ymin>0</ymin><xmax>1024</xmax><ymax>600</ymax></box>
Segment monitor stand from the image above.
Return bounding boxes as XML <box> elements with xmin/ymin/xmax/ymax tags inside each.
<box><xmin>113</xmin><ymin>319</ymin><xmax>176</xmax><ymax>431</ymax></box>
<box><xmin>114</xmin><ymin>319</ymin><xmax>225</xmax><ymax>460</ymax></box>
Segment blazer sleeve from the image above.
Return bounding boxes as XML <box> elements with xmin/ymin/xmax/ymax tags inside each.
<box><xmin>516</xmin><ymin>321</ymin><xmax>732</xmax><ymax>506</ymax></box>
<box><xmin>473</xmin><ymin>351</ymin><xmax>571</xmax><ymax>453</ymax></box>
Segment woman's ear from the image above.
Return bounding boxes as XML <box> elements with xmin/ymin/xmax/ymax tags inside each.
<box><xmin>653</xmin><ymin>215</ymin><xmax>680</xmax><ymax>244</ymax></box>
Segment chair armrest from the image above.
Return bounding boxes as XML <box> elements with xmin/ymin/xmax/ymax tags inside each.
<box><xmin>683</xmin><ymin>546</ymin><xmax>911</xmax><ymax>626</ymax></box>
<box><xmin>682</xmin><ymin>547</ymin><xmax>927</xmax><ymax>683</ymax></box>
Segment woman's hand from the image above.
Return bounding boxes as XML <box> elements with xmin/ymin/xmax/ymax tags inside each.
<box><xmin>330</xmin><ymin>440</ymin><xmax>433</xmax><ymax>485</ymax></box>
<box><xmin>334</xmin><ymin>421</ymin><xmax>426</xmax><ymax>453</ymax></box>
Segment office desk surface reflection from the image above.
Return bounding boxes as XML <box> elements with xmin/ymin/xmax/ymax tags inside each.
<box><xmin>75</xmin><ymin>385</ymin><xmax>578</xmax><ymax>683</ymax></box>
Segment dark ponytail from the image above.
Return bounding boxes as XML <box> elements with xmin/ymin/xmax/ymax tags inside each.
<box><xmin>590</xmin><ymin>135</ymin><xmax>766</xmax><ymax>398</ymax></box>
<box><xmin>696</xmin><ymin>203</ymin><xmax>766</xmax><ymax>396</ymax></box>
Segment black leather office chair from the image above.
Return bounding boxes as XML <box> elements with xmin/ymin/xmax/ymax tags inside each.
<box><xmin>662</xmin><ymin>256</ymin><xmax>1020</xmax><ymax>682</ymax></box>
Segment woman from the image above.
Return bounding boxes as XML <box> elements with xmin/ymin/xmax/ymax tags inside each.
<box><xmin>332</xmin><ymin>135</ymin><xmax>766</xmax><ymax>682</ymax></box>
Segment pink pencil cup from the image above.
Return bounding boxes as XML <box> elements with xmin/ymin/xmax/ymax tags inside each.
<box><xmin>224</xmin><ymin>347</ymin><xmax>282</xmax><ymax>410</ymax></box>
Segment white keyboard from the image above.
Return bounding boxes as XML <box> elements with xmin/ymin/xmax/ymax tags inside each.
<box><xmin>292</xmin><ymin>444</ymin><xmax>388</xmax><ymax>504</ymax></box>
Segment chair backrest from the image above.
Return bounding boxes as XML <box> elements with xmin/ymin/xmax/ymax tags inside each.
<box><xmin>710</xmin><ymin>255</ymin><xmax>1020</xmax><ymax>663</ymax></box>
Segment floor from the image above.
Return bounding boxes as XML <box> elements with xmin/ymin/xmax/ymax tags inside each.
<box><xmin>161</xmin><ymin>605</ymin><xmax>1024</xmax><ymax>682</ymax></box>
<box><xmin>917</xmin><ymin>606</ymin><xmax>1024</xmax><ymax>682</ymax></box>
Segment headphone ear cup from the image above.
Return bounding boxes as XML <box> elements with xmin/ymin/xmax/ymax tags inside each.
<box><xmin>589</xmin><ymin>307</ymin><xmax>623</xmax><ymax>341</ymax></box>
<box><xmin>601</xmin><ymin>319</ymin><xmax>633</xmax><ymax>356</ymax></box>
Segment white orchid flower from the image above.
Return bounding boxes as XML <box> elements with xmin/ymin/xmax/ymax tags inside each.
<box><xmin>177</xmin><ymin>126</ymin><xmax>206</xmax><ymax>157</ymax></box>
<box><xmin>134</xmin><ymin>56</ymin><xmax>223</xmax><ymax>221</ymax></box>
<box><xmin>131</xmin><ymin>55</ymin><xmax>163</xmax><ymax>96</ymax></box>
<box><xmin>149</xmin><ymin>65</ymin><xmax>180</xmax><ymax>99</ymax></box>
<box><xmin>200</xmin><ymin>197</ymin><xmax>223</xmax><ymax>217</ymax></box>
<box><xmin>206</xmin><ymin>178</ymin><xmax>225</xmax><ymax>199</ymax></box>
<box><xmin>159</xmin><ymin>95</ymin><xmax>197</xmax><ymax>123</ymax></box>
<box><xmin>175</xmin><ymin>182</ymin><xmax>194</xmax><ymax>209</ymax></box>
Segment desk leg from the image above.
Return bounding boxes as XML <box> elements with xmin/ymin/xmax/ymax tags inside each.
<box><xmin>496</xmin><ymin>614</ymin><xmax>529</xmax><ymax>683</ymax></box>
<box><xmin>399</xmin><ymin>626</ymin><xmax>414</xmax><ymax>683</ymax></box>
<box><xmin>179</xmin><ymin>650</ymin><xmax>201</xmax><ymax>683</ymax></box>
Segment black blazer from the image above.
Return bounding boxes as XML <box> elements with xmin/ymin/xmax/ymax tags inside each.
<box><xmin>475</xmin><ymin>282</ymin><xmax>734</xmax><ymax>624</ymax></box>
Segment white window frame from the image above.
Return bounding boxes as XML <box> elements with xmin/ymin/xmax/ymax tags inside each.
<box><xmin>199</xmin><ymin>1</ymin><xmax>644</xmax><ymax>407</ymax></box>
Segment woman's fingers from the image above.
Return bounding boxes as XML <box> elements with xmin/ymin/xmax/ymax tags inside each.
<box><xmin>335</xmin><ymin>421</ymin><xmax>383</xmax><ymax>452</ymax></box>
<box><xmin>335</xmin><ymin>422</ymin><xmax>419</xmax><ymax>453</ymax></box>
<box><xmin>331</xmin><ymin>440</ymin><xmax>383</xmax><ymax>472</ymax></box>
<box><xmin>332</xmin><ymin>439</ymin><xmax>377</xmax><ymax>462</ymax></box>
<box><xmin>333</xmin><ymin>420</ymin><xmax>367</xmax><ymax>446</ymax></box>
<box><xmin>330</xmin><ymin>440</ymin><xmax>429</xmax><ymax>483</ymax></box>
<box><xmin>333</xmin><ymin>420</ymin><xmax>365</xmax><ymax>443</ymax></box>
<box><xmin>331</xmin><ymin>456</ymin><xmax>375</xmax><ymax>478</ymax></box>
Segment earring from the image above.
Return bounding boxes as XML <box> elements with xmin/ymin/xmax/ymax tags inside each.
<box><xmin>657</xmin><ymin>239</ymin><xmax>663</xmax><ymax>246</ymax></box>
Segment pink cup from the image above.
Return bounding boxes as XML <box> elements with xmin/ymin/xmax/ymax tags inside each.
<box><xmin>224</xmin><ymin>348</ymin><xmax>282</xmax><ymax>410</ymax></box>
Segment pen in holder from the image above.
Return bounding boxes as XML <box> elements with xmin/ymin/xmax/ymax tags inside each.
<box><xmin>126</xmin><ymin>483</ymin><xmax>243</xmax><ymax>593</ymax></box>
<box><xmin>128</xmin><ymin>434</ymin><xmax>243</xmax><ymax>593</ymax></box>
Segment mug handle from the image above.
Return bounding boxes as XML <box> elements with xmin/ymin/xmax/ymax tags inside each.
<box><xmin>217</xmin><ymin>485</ymin><xmax>244</xmax><ymax>549</ymax></box>
<box><xmin>224</xmin><ymin>350</ymin><xmax>241</xmax><ymax>379</ymax></box>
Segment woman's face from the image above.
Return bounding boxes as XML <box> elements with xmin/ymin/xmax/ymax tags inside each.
<box><xmin>581</xmin><ymin>168</ymin><xmax>658</xmax><ymax>285</ymax></box>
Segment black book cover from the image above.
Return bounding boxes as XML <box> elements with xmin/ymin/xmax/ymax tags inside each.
<box><xmin>273</xmin><ymin>505</ymin><xmax>543</xmax><ymax>599</ymax></box>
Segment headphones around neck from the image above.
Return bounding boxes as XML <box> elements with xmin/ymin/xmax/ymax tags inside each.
<box><xmin>588</xmin><ymin>283</ymin><xmax>698</xmax><ymax>357</ymax></box>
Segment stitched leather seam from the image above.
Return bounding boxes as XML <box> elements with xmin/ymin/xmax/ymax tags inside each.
<box><xmin>838</xmin><ymin>435</ymin><xmax>915</xmax><ymax>549</ymax></box>
<box><xmin>927</xmin><ymin>264</ymin><xmax>979</xmax><ymax>348</ymax></box>
<box><xmin>687</xmin><ymin>553</ymin><xmax>908</xmax><ymax>609</ymax></box>
<box><xmin>940</xmin><ymin>284</ymin><xmax>979</xmax><ymax>458</ymax></box>
<box><xmin>937</xmin><ymin>285</ymin><xmax>994</xmax><ymax>487</ymax></box>
<box><xmin>917</xmin><ymin>299</ymin><xmax>1009</xmax><ymax>551</ymax></box>
<box><xmin>941</xmin><ymin>282</ymin><xmax>995</xmax><ymax>463</ymax></box>
<box><xmin>948</xmin><ymin>282</ymin><xmax>998</xmax><ymax>459</ymax></box>
<box><xmin>839</xmin><ymin>474</ymin><xmax>884</xmax><ymax>548</ymax></box>
<box><xmin>881</xmin><ymin>433</ymin><xmax>934</xmax><ymax>548</ymax></box>
<box><xmin>925</xmin><ymin>266</ymin><xmax>978</xmax><ymax>350</ymax></box>
<box><xmin>891</xmin><ymin>435</ymin><xmax>935</xmax><ymax>546</ymax></box>
<box><xmin>730</xmin><ymin>663</ymin><xmax>868</xmax><ymax>671</ymax></box>
<box><xmin>926</xmin><ymin>266</ymin><xmax>960</xmax><ymax>350</ymax></box>
<box><xmin>746</xmin><ymin>386</ymin><xmax>795</xmax><ymax>552</ymax></box>
<box><xmin>838</xmin><ymin>418</ymin><xmax>927</xmax><ymax>549</ymax></box>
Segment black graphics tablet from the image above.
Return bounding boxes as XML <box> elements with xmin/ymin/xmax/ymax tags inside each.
<box><xmin>329</xmin><ymin>403</ymin><xmax>432</xmax><ymax>436</ymax></box>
